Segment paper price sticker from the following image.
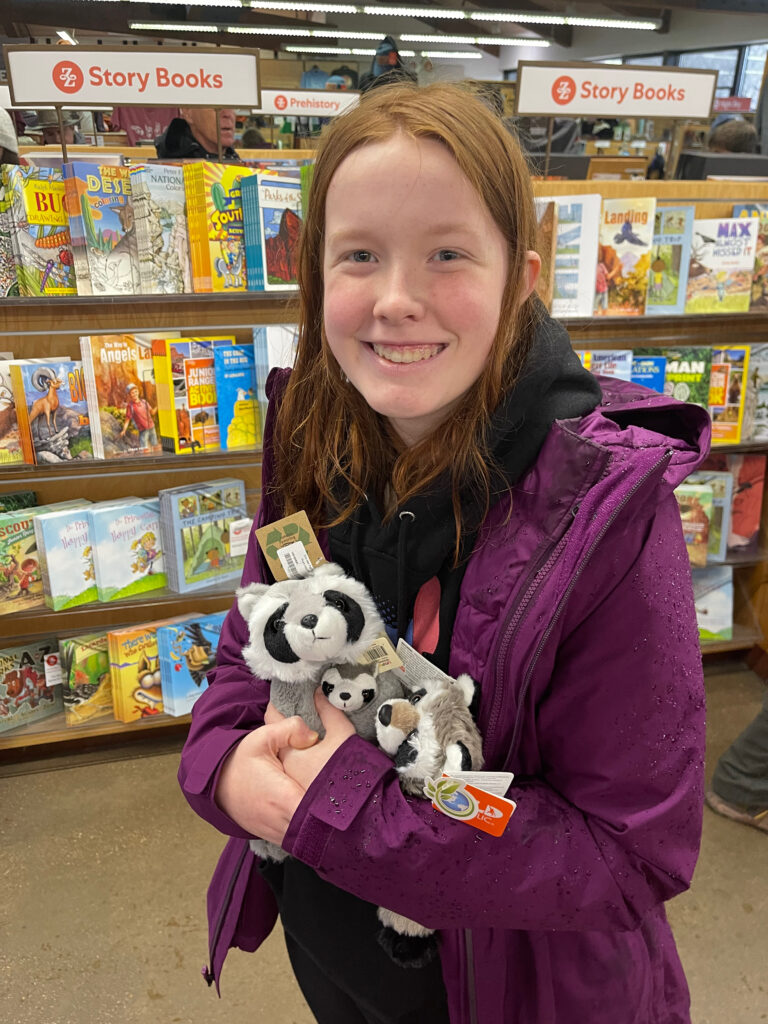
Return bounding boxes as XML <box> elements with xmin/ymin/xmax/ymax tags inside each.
<box><xmin>426</xmin><ymin>775</ymin><xmax>516</xmax><ymax>837</ymax></box>
<box><xmin>44</xmin><ymin>652</ymin><xmax>62</xmax><ymax>688</ymax></box>
<box><xmin>277</xmin><ymin>540</ymin><xmax>314</xmax><ymax>578</ymax></box>
<box><xmin>357</xmin><ymin>633</ymin><xmax>404</xmax><ymax>672</ymax></box>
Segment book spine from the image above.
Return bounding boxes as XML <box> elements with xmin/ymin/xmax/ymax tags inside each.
<box><xmin>78</xmin><ymin>337</ymin><xmax>105</xmax><ymax>459</ymax></box>
<box><xmin>151</xmin><ymin>340</ymin><xmax>184</xmax><ymax>455</ymax></box>
<box><xmin>183</xmin><ymin>165</ymin><xmax>211</xmax><ymax>293</ymax></box>
<box><xmin>8</xmin><ymin>364</ymin><xmax>36</xmax><ymax>465</ymax></box>
<box><xmin>33</xmin><ymin>517</ymin><xmax>55</xmax><ymax>609</ymax></box>
<box><xmin>242</xmin><ymin>180</ymin><xmax>264</xmax><ymax>291</ymax></box>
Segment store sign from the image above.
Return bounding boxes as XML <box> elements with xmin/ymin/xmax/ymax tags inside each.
<box><xmin>253</xmin><ymin>88</ymin><xmax>359</xmax><ymax>117</ymax></box>
<box><xmin>516</xmin><ymin>61</ymin><xmax>717</xmax><ymax>119</ymax></box>
<box><xmin>3</xmin><ymin>45</ymin><xmax>260</xmax><ymax>107</ymax></box>
<box><xmin>713</xmin><ymin>96</ymin><xmax>752</xmax><ymax>113</ymax></box>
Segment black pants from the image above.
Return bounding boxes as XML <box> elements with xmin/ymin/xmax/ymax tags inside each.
<box><xmin>259</xmin><ymin>858</ymin><xmax>450</xmax><ymax>1024</ymax></box>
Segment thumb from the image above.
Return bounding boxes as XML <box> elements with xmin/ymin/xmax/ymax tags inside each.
<box><xmin>270</xmin><ymin>714</ymin><xmax>319</xmax><ymax>752</ymax></box>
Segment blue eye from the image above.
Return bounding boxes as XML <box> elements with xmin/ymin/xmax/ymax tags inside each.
<box><xmin>349</xmin><ymin>251</ymin><xmax>375</xmax><ymax>263</ymax></box>
<box><xmin>435</xmin><ymin>250</ymin><xmax>461</xmax><ymax>262</ymax></box>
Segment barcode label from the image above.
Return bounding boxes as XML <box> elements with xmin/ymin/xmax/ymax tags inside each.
<box><xmin>277</xmin><ymin>540</ymin><xmax>313</xmax><ymax>579</ymax></box>
<box><xmin>357</xmin><ymin>634</ymin><xmax>404</xmax><ymax>671</ymax></box>
<box><xmin>360</xmin><ymin>644</ymin><xmax>389</xmax><ymax>664</ymax></box>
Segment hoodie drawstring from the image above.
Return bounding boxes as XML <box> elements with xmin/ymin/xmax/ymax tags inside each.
<box><xmin>350</xmin><ymin>513</ymin><xmax>364</xmax><ymax>583</ymax></box>
<box><xmin>396</xmin><ymin>511</ymin><xmax>415</xmax><ymax>640</ymax></box>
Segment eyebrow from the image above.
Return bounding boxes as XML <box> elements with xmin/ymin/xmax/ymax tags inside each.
<box><xmin>326</xmin><ymin>223</ymin><xmax>481</xmax><ymax>246</ymax></box>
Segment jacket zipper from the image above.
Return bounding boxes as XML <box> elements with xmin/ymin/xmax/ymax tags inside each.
<box><xmin>464</xmin><ymin>928</ymin><xmax>478</xmax><ymax>1024</ymax></box>
<box><xmin>204</xmin><ymin>842</ymin><xmax>251</xmax><ymax>986</ymax></box>
<box><xmin>503</xmin><ymin>449</ymin><xmax>673</xmax><ymax>766</ymax></box>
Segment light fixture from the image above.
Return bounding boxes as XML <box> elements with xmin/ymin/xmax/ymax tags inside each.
<box><xmin>56</xmin><ymin>30</ymin><xmax>78</xmax><ymax>45</ymax></box>
<box><xmin>284</xmin><ymin>44</ymin><xmax>481</xmax><ymax>59</ymax></box>
<box><xmin>401</xmin><ymin>34</ymin><xmax>549</xmax><ymax>47</ymax></box>
<box><xmin>249</xmin><ymin>1</ymin><xmax>358</xmax><ymax>12</ymax></box>
<box><xmin>129</xmin><ymin>22</ymin><xmax>219</xmax><ymax>32</ymax></box>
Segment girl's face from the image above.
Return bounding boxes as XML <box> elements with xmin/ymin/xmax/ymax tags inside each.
<box><xmin>323</xmin><ymin>133</ymin><xmax>537</xmax><ymax>447</ymax></box>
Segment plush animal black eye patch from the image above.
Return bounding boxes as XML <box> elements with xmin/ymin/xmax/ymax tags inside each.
<box><xmin>323</xmin><ymin>589</ymin><xmax>364</xmax><ymax>642</ymax></box>
<box><xmin>263</xmin><ymin>603</ymin><xmax>299</xmax><ymax>664</ymax></box>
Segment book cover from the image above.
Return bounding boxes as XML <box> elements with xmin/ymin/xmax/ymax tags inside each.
<box><xmin>580</xmin><ymin>350</ymin><xmax>633</xmax><ymax>381</ymax></box>
<box><xmin>62</xmin><ymin>162</ymin><xmax>140</xmax><ymax>296</ymax></box>
<box><xmin>159</xmin><ymin>478</ymin><xmax>247</xmax><ymax>593</ymax></box>
<box><xmin>152</xmin><ymin>336</ymin><xmax>234</xmax><ymax>454</ymax></box>
<box><xmin>5</xmin><ymin>165</ymin><xmax>77</xmax><ymax>297</ymax></box>
<box><xmin>645</xmin><ymin>205</ymin><xmax>694</xmax><ymax>316</ymax></box>
<box><xmin>0</xmin><ymin>164</ymin><xmax>20</xmax><ymax>297</ymax></box>
<box><xmin>701</xmin><ymin>452</ymin><xmax>766</xmax><ymax>556</ymax></box>
<box><xmin>88</xmin><ymin>498</ymin><xmax>166</xmax><ymax>602</ymax></box>
<box><xmin>252</xmin><ymin>173</ymin><xmax>302</xmax><ymax>292</ymax></box>
<box><xmin>708</xmin><ymin>347</ymin><xmax>750</xmax><ymax>445</ymax></box>
<box><xmin>594</xmin><ymin>196</ymin><xmax>655</xmax><ymax>316</ymax></box>
<box><xmin>9</xmin><ymin>360</ymin><xmax>93</xmax><ymax>465</ymax></box>
<box><xmin>242</xmin><ymin>174</ymin><xmax>264</xmax><ymax>291</ymax></box>
<box><xmin>692</xmin><ymin>565</ymin><xmax>733</xmax><ymax>642</ymax></box>
<box><xmin>630</xmin><ymin>354</ymin><xmax>666</xmax><ymax>394</ymax></box>
<box><xmin>79</xmin><ymin>334</ymin><xmax>161</xmax><ymax>459</ymax></box>
<box><xmin>253</xmin><ymin>323</ymin><xmax>298</xmax><ymax>427</ymax></box>
<box><xmin>34</xmin><ymin>502</ymin><xmax>97</xmax><ymax>611</ymax></box>
<box><xmin>744</xmin><ymin>342</ymin><xmax>768</xmax><ymax>441</ymax></box>
<box><xmin>108</xmin><ymin>615</ymin><xmax>193</xmax><ymax>723</ymax></box>
<box><xmin>300</xmin><ymin>162</ymin><xmax>314</xmax><ymax>225</ymax></box>
<box><xmin>0</xmin><ymin>491</ymin><xmax>36</xmax><ymax>513</ymax></box>
<box><xmin>635</xmin><ymin>346</ymin><xmax>713</xmax><ymax>410</ymax></box>
<box><xmin>533</xmin><ymin>199</ymin><xmax>558</xmax><ymax>312</ymax></box>
<box><xmin>732</xmin><ymin>203</ymin><xmax>768</xmax><ymax>312</ymax></box>
<box><xmin>687</xmin><ymin>470</ymin><xmax>734</xmax><ymax>562</ymax></box>
<box><xmin>684</xmin><ymin>217</ymin><xmax>758</xmax><ymax>314</ymax></box>
<box><xmin>58</xmin><ymin>632</ymin><xmax>113</xmax><ymax>727</ymax></box>
<box><xmin>129</xmin><ymin>163</ymin><xmax>192</xmax><ymax>295</ymax></box>
<box><xmin>537</xmin><ymin>193</ymin><xmax>601</xmax><ymax>319</ymax></box>
<box><xmin>212</xmin><ymin>343</ymin><xmax>261</xmax><ymax>451</ymax></box>
<box><xmin>0</xmin><ymin>359</ymin><xmax>24</xmax><ymax>465</ymax></box>
<box><xmin>157</xmin><ymin>610</ymin><xmax>226</xmax><ymax>717</ymax></box>
<box><xmin>184</xmin><ymin>162</ymin><xmax>252</xmax><ymax>293</ymax></box>
<box><xmin>674</xmin><ymin>483</ymin><xmax>713</xmax><ymax>568</ymax></box>
<box><xmin>0</xmin><ymin>638</ymin><xmax>62</xmax><ymax>734</ymax></box>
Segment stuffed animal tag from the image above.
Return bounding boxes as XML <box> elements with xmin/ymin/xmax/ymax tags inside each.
<box><xmin>358</xmin><ymin>633</ymin><xmax>404</xmax><ymax>672</ymax></box>
<box><xmin>426</xmin><ymin>775</ymin><xmax>516</xmax><ymax>837</ymax></box>
<box><xmin>395</xmin><ymin>638</ymin><xmax>454</xmax><ymax>689</ymax></box>
<box><xmin>255</xmin><ymin>511</ymin><xmax>325</xmax><ymax>581</ymax></box>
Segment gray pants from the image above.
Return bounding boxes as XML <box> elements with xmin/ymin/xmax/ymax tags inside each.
<box><xmin>712</xmin><ymin>689</ymin><xmax>768</xmax><ymax>812</ymax></box>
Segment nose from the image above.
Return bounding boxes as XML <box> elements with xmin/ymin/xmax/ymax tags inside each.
<box><xmin>339</xmin><ymin>692</ymin><xmax>351</xmax><ymax>702</ymax></box>
<box><xmin>372</xmin><ymin>264</ymin><xmax>424</xmax><ymax>324</ymax></box>
<box><xmin>378</xmin><ymin>704</ymin><xmax>392</xmax><ymax>726</ymax></box>
<box><xmin>300</xmin><ymin>614</ymin><xmax>318</xmax><ymax>629</ymax></box>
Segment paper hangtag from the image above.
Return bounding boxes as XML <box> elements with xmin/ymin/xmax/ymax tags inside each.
<box><xmin>229</xmin><ymin>517</ymin><xmax>253</xmax><ymax>558</ymax></box>
<box><xmin>425</xmin><ymin>775</ymin><xmax>517</xmax><ymax>837</ymax></box>
<box><xmin>44</xmin><ymin>652</ymin><xmax>62</xmax><ymax>688</ymax></box>
<box><xmin>255</xmin><ymin>511</ymin><xmax>326</xmax><ymax>581</ymax></box>
<box><xmin>449</xmin><ymin>770</ymin><xmax>515</xmax><ymax>799</ymax></box>
<box><xmin>357</xmin><ymin>633</ymin><xmax>404</xmax><ymax>673</ymax></box>
<box><xmin>395</xmin><ymin>638</ymin><xmax>455</xmax><ymax>690</ymax></box>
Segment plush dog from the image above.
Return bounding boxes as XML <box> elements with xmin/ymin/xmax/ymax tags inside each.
<box><xmin>374</xmin><ymin>672</ymin><xmax>484</xmax><ymax>968</ymax></box>
<box><xmin>320</xmin><ymin>662</ymin><xmax>405</xmax><ymax>742</ymax></box>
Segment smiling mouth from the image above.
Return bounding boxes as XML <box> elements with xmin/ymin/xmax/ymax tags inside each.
<box><xmin>371</xmin><ymin>343</ymin><xmax>446</xmax><ymax>364</ymax></box>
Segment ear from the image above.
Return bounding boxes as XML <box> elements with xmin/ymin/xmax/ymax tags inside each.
<box><xmin>236</xmin><ymin>583</ymin><xmax>270</xmax><ymax>622</ymax></box>
<box><xmin>519</xmin><ymin>250</ymin><xmax>541</xmax><ymax>306</ymax></box>
<box><xmin>453</xmin><ymin>673</ymin><xmax>476</xmax><ymax>708</ymax></box>
<box><xmin>312</xmin><ymin>561</ymin><xmax>346</xmax><ymax>581</ymax></box>
<box><xmin>443</xmin><ymin>740</ymin><xmax>472</xmax><ymax>775</ymax></box>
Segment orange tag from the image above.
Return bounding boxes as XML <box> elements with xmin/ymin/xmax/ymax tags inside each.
<box><xmin>425</xmin><ymin>775</ymin><xmax>516</xmax><ymax>837</ymax></box>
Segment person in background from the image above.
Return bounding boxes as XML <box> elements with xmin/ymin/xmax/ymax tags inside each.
<box><xmin>26</xmin><ymin>109</ymin><xmax>82</xmax><ymax>146</ymax></box>
<box><xmin>708</xmin><ymin>116</ymin><xmax>759</xmax><ymax>154</ymax></box>
<box><xmin>155</xmin><ymin>107</ymin><xmax>238</xmax><ymax>161</ymax></box>
<box><xmin>706</xmin><ymin>694</ymin><xmax>768</xmax><ymax>832</ymax></box>
<box><xmin>359</xmin><ymin>36</ymin><xmax>416</xmax><ymax>92</ymax></box>
<box><xmin>0</xmin><ymin>108</ymin><xmax>21</xmax><ymax>164</ymax></box>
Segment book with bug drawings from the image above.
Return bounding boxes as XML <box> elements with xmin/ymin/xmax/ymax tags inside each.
<box><xmin>58</xmin><ymin>632</ymin><xmax>114</xmax><ymax>726</ymax></box>
<box><xmin>8</xmin><ymin>359</ymin><xmax>93</xmax><ymax>465</ymax></box>
<box><xmin>156</xmin><ymin>610</ymin><xmax>226</xmax><ymax>717</ymax></box>
<box><xmin>4</xmin><ymin>165</ymin><xmax>77</xmax><ymax>297</ymax></box>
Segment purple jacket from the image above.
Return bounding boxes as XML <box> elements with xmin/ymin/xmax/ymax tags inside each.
<box><xmin>179</xmin><ymin>369</ymin><xmax>710</xmax><ymax>1024</ymax></box>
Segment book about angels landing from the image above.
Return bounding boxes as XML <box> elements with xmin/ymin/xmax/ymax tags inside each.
<box><xmin>684</xmin><ymin>217</ymin><xmax>758</xmax><ymax>314</ymax></box>
<box><xmin>594</xmin><ymin>197</ymin><xmax>655</xmax><ymax>316</ymax></box>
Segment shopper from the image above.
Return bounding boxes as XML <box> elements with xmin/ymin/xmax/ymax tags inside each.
<box><xmin>155</xmin><ymin>106</ymin><xmax>238</xmax><ymax>160</ymax></box>
<box><xmin>179</xmin><ymin>82</ymin><xmax>710</xmax><ymax>1024</ymax></box>
<box><xmin>26</xmin><ymin>109</ymin><xmax>82</xmax><ymax>146</ymax></box>
<box><xmin>707</xmin><ymin>116</ymin><xmax>759</xmax><ymax>154</ymax></box>
<box><xmin>706</xmin><ymin>692</ymin><xmax>768</xmax><ymax>831</ymax></box>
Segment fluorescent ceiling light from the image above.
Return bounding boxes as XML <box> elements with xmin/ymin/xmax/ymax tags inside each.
<box><xmin>284</xmin><ymin>44</ymin><xmax>480</xmax><ymax>59</ymax></box>
<box><xmin>56</xmin><ymin>30</ymin><xmax>78</xmax><ymax>45</ymax></box>
<box><xmin>363</xmin><ymin>5</ymin><xmax>466</xmax><ymax>15</ymax></box>
<box><xmin>470</xmin><ymin>12</ymin><xmax>658</xmax><ymax>29</ymax></box>
<box><xmin>250</xmin><ymin>1</ymin><xmax>358</xmax><ymax>12</ymax></box>
<box><xmin>401</xmin><ymin>34</ymin><xmax>549</xmax><ymax>47</ymax></box>
<box><xmin>228</xmin><ymin>26</ymin><xmax>383</xmax><ymax>40</ymax></box>
<box><xmin>129</xmin><ymin>22</ymin><xmax>219</xmax><ymax>32</ymax></box>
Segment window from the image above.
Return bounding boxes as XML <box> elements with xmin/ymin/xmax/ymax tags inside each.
<box><xmin>739</xmin><ymin>42</ymin><xmax>768</xmax><ymax>109</ymax></box>
<box><xmin>678</xmin><ymin>48</ymin><xmax>739</xmax><ymax>96</ymax></box>
<box><xmin>625</xmin><ymin>54</ymin><xmax>664</xmax><ymax>66</ymax></box>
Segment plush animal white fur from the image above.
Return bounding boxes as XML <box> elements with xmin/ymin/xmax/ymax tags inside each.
<box><xmin>320</xmin><ymin>663</ymin><xmax>405</xmax><ymax>742</ymax></box>
<box><xmin>374</xmin><ymin>672</ymin><xmax>484</xmax><ymax>968</ymax></box>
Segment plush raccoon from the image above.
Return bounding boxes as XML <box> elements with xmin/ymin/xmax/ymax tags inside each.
<box><xmin>320</xmin><ymin>662</ymin><xmax>405</xmax><ymax>742</ymax></box>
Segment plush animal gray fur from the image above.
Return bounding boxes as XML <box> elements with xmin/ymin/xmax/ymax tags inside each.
<box><xmin>320</xmin><ymin>663</ymin><xmax>406</xmax><ymax>741</ymax></box>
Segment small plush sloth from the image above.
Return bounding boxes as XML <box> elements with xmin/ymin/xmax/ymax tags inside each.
<box><xmin>374</xmin><ymin>672</ymin><xmax>484</xmax><ymax>968</ymax></box>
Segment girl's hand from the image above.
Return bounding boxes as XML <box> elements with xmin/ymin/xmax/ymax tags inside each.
<box><xmin>265</xmin><ymin>690</ymin><xmax>356</xmax><ymax>791</ymax></box>
<box><xmin>214</xmin><ymin>715</ymin><xmax>319</xmax><ymax>845</ymax></box>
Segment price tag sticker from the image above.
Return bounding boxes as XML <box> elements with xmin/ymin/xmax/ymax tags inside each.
<box><xmin>229</xmin><ymin>517</ymin><xmax>253</xmax><ymax>558</ymax></box>
<box><xmin>357</xmin><ymin>633</ymin><xmax>404</xmax><ymax>672</ymax></box>
<box><xmin>44</xmin><ymin>652</ymin><xmax>62</xmax><ymax>688</ymax></box>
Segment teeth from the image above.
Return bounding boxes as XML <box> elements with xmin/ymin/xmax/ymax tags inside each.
<box><xmin>372</xmin><ymin>344</ymin><xmax>444</xmax><ymax>364</ymax></box>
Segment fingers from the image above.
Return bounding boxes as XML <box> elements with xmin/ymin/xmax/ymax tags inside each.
<box><xmin>268</xmin><ymin>714</ymin><xmax>319</xmax><ymax>752</ymax></box>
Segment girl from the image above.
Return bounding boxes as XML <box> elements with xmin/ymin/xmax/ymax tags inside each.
<box><xmin>179</xmin><ymin>83</ymin><xmax>710</xmax><ymax>1024</ymax></box>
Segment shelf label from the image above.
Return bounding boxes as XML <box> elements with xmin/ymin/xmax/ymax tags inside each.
<box><xmin>252</xmin><ymin>89</ymin><xmax>359</xmax><ymax>118</ymax></box>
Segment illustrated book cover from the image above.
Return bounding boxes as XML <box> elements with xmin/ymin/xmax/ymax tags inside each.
<box><xmin>87</xmin><ymin>498</ymin><xmax>166</xmax><ymax>602</ymax></box>
<box><xmin>732</xmin><ymin>203</ymin><xmax>768</xmax><ymax>312</ymax></box>
<box><xmin>212</xmin><ymin>343</ymin><xmax>261</xmax><ymax>451</ymax></box>
<box><xmin>79</xmin><ymin>333</ymin><xmax>162</xmax><ymax>459</ymax></box>
<box><xmin>645</xmin><ymin>205</ymin><xmax>694</xmax><ymax>316</ymax></box>
<box><xmin>634</xmin><ymin>346</ymin><xmax>712</xmax><ymax>411</ymax></box>
<box><xmin>0</xmin><ymin>637</ymin><xmax>62</xmax><ymax>734</ymax></box>
<box><xmin>108</xmin><ymin>615</ymin><xmax>193</xmax><ymax>723</ymax></box>
<box><xmin>743</xmin><ymin>341</ymin><xmax>768</xmax><ymax>442</ymax></box>
<box><xmin>9</xmin><ymin>359</ymin><xmax>93</xmax><ymax>465</ymax></box>
<box><xmin>58</xmin><ymin>632</ymin><xmax>113</xmax><ymax>727</ymax></box>
<box><xmin>594</xmin><ymin>196</ymin><xmax>655</xmax><ymax>316</ymax></box>
<box><xmin>0</xmin><ymin>359</ymin><xmax>24</xmax><ymax>465</ymax></box>
<box><xmin>686</xmin><ymin>470</ymin><xmax>734</xmax><ymax>563</ymax></box>
<box><xmin>577</xmin><ymin>350</ymin><xmax>633</xmax><ymax>381</ymax></box>
<box><xmin>674</xmin><ymin>483</ymin><xmax>713</xmax><ymax>568</ymax></box>
<box><xmin>0</xmin><ymin>491</ymin><xmax>36</xmax><ymax>513</ymax></box>
<box><xmin>708</xmin><ymin>347</ymin><xmax>750</xmax><ymax>445</ymax></box>
<box><xmin>129</xmin><ymin>162</ymin><xmax>193</xmax><ymax>295</ymax></box>
<box><xmin>242</xmin><ymin>173</ymin><xmax>302</xmax><ymax>292</ymax></box>
<box><xmin>692</xmin><ymin>565</ymin><xmax>733</xmax><ymax>643</ymax></box>
<box><xmin>156</xmin><ymin>610</ymin><xmax>226</xmax><ymax>717</ymax></box>
<box><xmin>184</xmin><ymin>162</ymin><xmax>252</xmax><ymax>293</ymax></box>
<box><xmin>536</xmin><ymin>193</ymin><xmax>601</xmax><ymax>319</ymax></box>
<box><xmin>5</xmin><ymin>165</ymin><xmax>77</xmax><ymax>297</ymax></box>
<box><xmin>630</xmin><ymin>354</ymin><xmax>666</xmax><ymax>393</ymax></box>
<box><xmin>533</xmin><ymin>199</ymin><xmax>558</xmax><ymax>311</ymax></box>
<box><xmin>684</xmin><ymin>217</ymin><xmax>758</xmax><ymax>314</ymax></box>
<box><xmin>701</xmin><ymin>452</ymin><xmax>767</xmax><ymax>557</ymax></box>
<box><xmin>62</xmin><ymin>162</ymin><xmax>140</xmax><ymax>296</ymax></box>
<box><xmin>0</xmin><ymin>164</ymin><xmax>20</xmax><ymax>297</ymax></box>
<box><xmin>33</xmin><ymin>501</ymin><xmax>97</xmax><ymax>611</ymax></box>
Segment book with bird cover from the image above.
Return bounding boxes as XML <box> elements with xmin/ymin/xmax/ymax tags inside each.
<box><xmin>684</xmin><ymin>217</ymin><xmax>757</xmax><ymax>314</ymax></box>
<box><xmin>156</xmin><ymin>610</ymin><xmax>226</xmax><ymax>716</ymax></box>
<box><xmin>594</xmin><ymin>196</ymin><xmax>656</xmax><ymax>316</ymax></box>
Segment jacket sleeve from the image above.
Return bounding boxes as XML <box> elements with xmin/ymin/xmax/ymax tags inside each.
<box><xmin>280</xmin><ymin>493</ymin><xmax>705</xmax><ymax>933</ymax></box>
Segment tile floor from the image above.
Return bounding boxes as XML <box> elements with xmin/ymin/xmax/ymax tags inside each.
<box><xmin>1</xmin><ymin>661</ymin><xmax>765</xmax><ymax>1024</ymax></box>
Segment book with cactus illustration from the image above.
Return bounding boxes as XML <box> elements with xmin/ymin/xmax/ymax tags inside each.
<box><xmin>5</xmin><ymin>165</ymin><xmax>77</xmax><ymax>297</ymax></box>
<box><xmin>8</xmin><ymin>359</ymin><xmax>93</xmax><ymax>465</ymax></box>
<box><xmin>158</xmin><ymin>478</ymin><xmax>247</xmax><ymax>593</ymax></box>
<box><xmin>33</xmin><ymin>501</ymin><xmax>97</xmax><ymax>611</ymax></box>
<box><xmin>87</xmin><ymin>498</ymin><xmax>166</xmax><ymax>602</ymax></box>
<box><xmin>213</xmin><ymin>342</ymin><xmax>261</xmax><ymax>451</ymax></box>
<box><xmin>184</xmin><ymin>162</ymin><xmax>255</xmax><ymax>293</ymax></box>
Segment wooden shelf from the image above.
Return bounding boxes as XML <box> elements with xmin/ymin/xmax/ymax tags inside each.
<box><xmin>701</xmin><ymin>624</ymin><xmax>763</xmax><ymax>655</ymax></box>
<box><xmin>0</xmin><ymin>706</ymin><xmax>190</xmax><ymax>754</ymax></box>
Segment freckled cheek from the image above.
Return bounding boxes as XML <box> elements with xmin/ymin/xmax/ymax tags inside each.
<box><xmin>324</xmin><ymin>281</ymin><xmax>371</xmax><ymax>341</ymax></box>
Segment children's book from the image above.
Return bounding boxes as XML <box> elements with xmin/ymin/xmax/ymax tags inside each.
<box><xmin>129</xmin><ymin>163</ymin><xmax>193</xmax><ymax>295</ymax></box>
<box><xmin>87</xmin><ymin>498</ymin><xmax>166</xmax><ymax>602</ymax></box>
<box><xmin>533</xmin><ymin>199</ymin><xmax>558</xmax><ymax>311</ymax></box>
<box><xmin>252</xmin><ymin>323</ymin><xmax>299</xmax><ymax>427</ymax></box>
<box><xmin>634</xmin><ymin>346</ymin><xmax>712</xmax><ymax>411</ymax></box>
<box><xmin>157</xmin><ymin>610</ymin><xmax>226</xmax><ymax>717</ymax></box>
<box><xmin>158</xmin><ymin>478</ymin><xmax>247</xmax><ymax>593</ymax></box>
<box><xmin>212</xmin><ymin>343</ymin><xmax>261</xmax><ymax>451</ymax></box>
<box><xmin>692</xmin><ymin>565</ymin><xmax>733</xmax><ymax>642</ymax></box>
<box><xmin>684</xmin><ymin>217</ymin><xmax>758</xmax><ymax>314</ymax></box>
<box><xmin>0</xmin><ymin>638</ymin><xmax>62</xmax><ymax>733</ymax></box>
<box><xmin>300</xmin><ymin>161</ymin><xmax>314</xmax><ymax>224</ymax></box>
<box><xmin>184</xmin><ymin>162</ymin><xmax>253</xmax><ymax>293</ymax></box>
<box><xmin>686</xmin><ymin>470</ymin><xmax>734</xmax><ymax>562</ymax></box>
<box><xmin>536</xmin><ymin>193</ymin><xmax>601</xmax><ymax>319</ymax></box>
<box><xmin>630</xmin><ymin>354</ymin><xmax>666</xmax><ymax>393</ymax></box>
<box><xmin>5</xmin><ymin>165</ymin><xmax>77</xmax><ymax>296</ymax></box>
<box><xmin>0</xmin><ymin>491</ymin><xmax>36</xmax><ymax>513</ymax></box>
<box><xmin>242</xmin><ymin>173</ymin><xmax>302</xmax><ymax>292</ymax></box>
<box><xmin>732</xmin><ymin>203</ymin><xmax>768</xmax><ymax>311</ymax></box>
<box><xmin>708</xmin><ymin>347</ymin><xmax>750</xmax><ymax>445</ymax></box>
<box><xmin>151</xmin><ymin>336</ymin><xmax>235</xmax><ymax>454</ymax></box>
<box><xmin>578</xmin><ymin>350</ymin><xmax>633</xmax><ymax>381</ymax></box>
<box><xmin>701</xmin><ymin>453</ymin><xmax>766</xmax><ymax>557</ymax></box>
<box><xmin>79</xmin><ymin>333</ymin><xmax>162</xmax><ymax>458</ymax></box>
<box><xmin>594</xmin><ymin>196</ymin><xmax>655</xmax><ymax>316</ymax></box>
<box><xmin>743</xmin><ymin>342</ymin><xmax>768</xmax><ymax>442</ymax></box>
<box><xmin>0</xmin><ymin>359</ymin><xmax>24</xmax><ymax>465</ymax></box>
<box><xmin>0</xmin><ymin>164</ymin><xmax>20</xmax><ymax>297</ymax></box>
<box><xmin>34</xmin><ymin>501</ymin><xmax>97</xmax><ymax>611</ymax></box>
<box><xmin>645</xmin><ymin>205</ymin><xmax>694</xmax><ymax>315</ymax></box>
<box><xmin>674</xmin><ymin>483</ymin><xmax>713</xmax><ymax>568</ymax></box>
<box><xmin>58</xmin><ymin>632</ymin><xmax>113</xmax><ymax>726</ymax></box>
<box><xmin>9</xmin><ymin>359</ymin><xmax>93</xmax><ymax>464</ymax></box>
<box><xmin>108</xmin><ymin>615</ymin><xmax>193</xmax><ymax>723</ymax></box>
